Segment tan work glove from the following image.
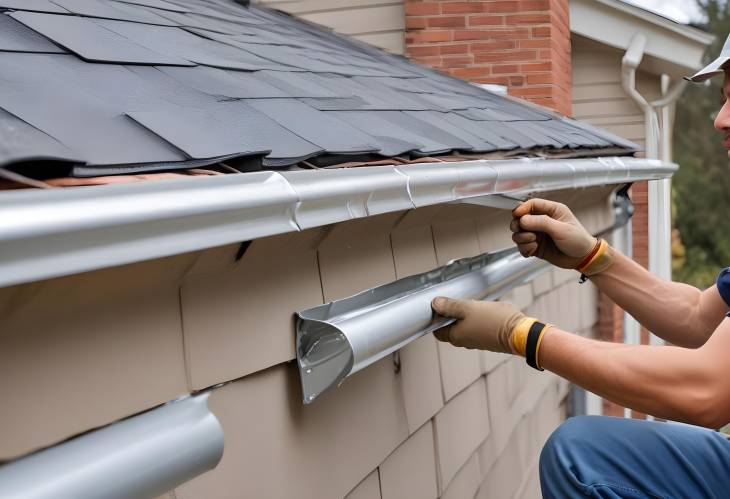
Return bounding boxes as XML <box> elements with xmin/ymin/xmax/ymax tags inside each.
<box><xmin>511</xmin><ymin>198</ymin><xmax>615</xmax><ymax>276</ymax></box>
<box><xmin>431</xmin><ymin>298</ymin><xmax>527</xmax><ymax>353</ymax></box>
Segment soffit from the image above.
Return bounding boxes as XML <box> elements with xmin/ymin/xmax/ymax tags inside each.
<box><xmin>569</xmin><ymin>0</ymin><xmax>713</xmax><ymax>79</ymax></box>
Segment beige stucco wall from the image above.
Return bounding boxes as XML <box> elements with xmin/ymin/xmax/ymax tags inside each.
<box><xmin>0</xmin><ymin>188</ymin><xmax>612</xmax><ymax>498</ymax></box>
<box><xmin>259</xmin><ymin>0</ymin><xmax>405</xmax><ymax>54</ymax></box>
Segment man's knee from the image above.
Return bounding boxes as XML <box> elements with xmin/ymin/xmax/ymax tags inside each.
<box><xmin>541</xmin><ymin>416</ymin><xmax>596</xmax><ymax>465</ymax></box>
<box><xmin>539</xmin><ymin>416</ymin><xmax>601</xmax><ymax>497</ymax></box>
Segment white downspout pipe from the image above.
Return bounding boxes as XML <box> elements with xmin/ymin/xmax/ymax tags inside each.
<box><xmin>619</xmin><ymin>35</ymin><xmax>649</xmax><ymax>382</ymax></box>
<box><xmin>621</xmin><ymin>34</ymin><xmax>686</xmax><ymax>343</ymax></box>
<box><xmin>621</xmin><ymin>34</ymin><xmax>687</xmax><ymax>420</ymax></box>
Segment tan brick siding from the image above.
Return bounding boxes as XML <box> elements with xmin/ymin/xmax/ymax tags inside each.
<box><xmin>0</xmin><ymin>191</ymin><xmax>611</xmax><ymax>497</ymax></box>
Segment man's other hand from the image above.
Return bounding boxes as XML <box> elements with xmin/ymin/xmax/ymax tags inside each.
<box><xmin>431</xmin><ymin>297</ymin><xmax>525</xmax><ymax>353</ymax></box>
<box><xmin>511</xmin><ymin>198</ymin><xmax>596</xmax><ymax>269</ymax></box>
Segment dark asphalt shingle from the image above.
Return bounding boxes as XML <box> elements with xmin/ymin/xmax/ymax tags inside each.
<box><xmin>0</xmin><ymin>14</ymin><xmax>65</xmax><ymax>53</ymax></box>
<box><xmin>0</xmin><ymin>0</ymin><xmax>638</xmax><ymax>175</ymax></box>
<box><xmin>8</xmin><ymin>12</ymin><xmax>194</xmax><ymax>65</ymax></box>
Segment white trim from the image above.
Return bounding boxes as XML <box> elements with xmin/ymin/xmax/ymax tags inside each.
<box><xmin>569</xmin><ymin>0</ymin><xmax>713</xmax><ymax>78</ymax></box>
<box><xmin>595</xmin><ymin>0</ymin><xmax>713</xmax><ymax>45</ymax></box>
<box><xmin>0</xmin><ymin>157</ymin><xmax>676</xmax><ymax>288</ymax></box>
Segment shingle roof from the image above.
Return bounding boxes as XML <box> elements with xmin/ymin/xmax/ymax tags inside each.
<box><xmin>0</xmin><ymin>0</ymin><xmax>638</xmax><ymax>178</ymax></box>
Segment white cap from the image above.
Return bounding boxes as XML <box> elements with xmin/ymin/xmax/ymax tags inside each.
<box><xmin>688</xmin><ymin>36</ymin><xmax>730</xmax><ymax>82</ymax></box>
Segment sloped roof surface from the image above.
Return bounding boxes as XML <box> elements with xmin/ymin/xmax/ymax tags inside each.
<box><xmin>0</xmin><ymin>0</ymin><xmax>637</xmax><ymax>177</ymax></box>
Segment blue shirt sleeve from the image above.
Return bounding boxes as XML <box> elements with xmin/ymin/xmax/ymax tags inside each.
<box><xmin>717</xmin><ymin>267</ymin><xmax>730</xmax><ymax>315</ymax></box>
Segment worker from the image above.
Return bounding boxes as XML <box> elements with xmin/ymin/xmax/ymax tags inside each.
<box><xmin>431</xmin><ymin>51</ymin><xmax>730</xmax><ymax>498</ymax></box>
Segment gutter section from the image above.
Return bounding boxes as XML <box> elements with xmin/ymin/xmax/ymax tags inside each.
<box><xmin>296</xmin><ymin>191</ymin><xmax>634</xmax><ymax>404</ymax></box>
<box><xmin>0</xmin><ymin>157</ymin><xmax>675</xmax><ymax>288</ymax></box>
<box><xmin>0</xmin><ymin>394</ymin><xmax>223</xmax><ymax>499</ymax></box>
<box><xmin>297</xmin><ymin>248</ymin><xmax>549</xmax><ymax>403</ymax></box>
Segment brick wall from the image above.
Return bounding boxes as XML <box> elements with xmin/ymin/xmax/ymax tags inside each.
<box><xmin>405</xmin><ymin>0</ymin><xmax>573</xmax><ymax>115</ymax></box>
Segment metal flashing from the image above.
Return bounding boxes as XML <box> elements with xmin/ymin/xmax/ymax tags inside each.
<box><xmin>0</xmin><ymin>394</ymin><xmax>224</xmax><ymax>499</ymax></box>
<box><xmin>0</xmin><ymin>157</ymin><xmax>676</xmax><ymax>288</ymax></box>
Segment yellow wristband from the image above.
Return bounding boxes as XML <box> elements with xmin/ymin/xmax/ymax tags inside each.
<box><xmin>577</xmin><ymin>239</ymin><xmax>607</xmax><ymax>273</ymax></box>
<box><xmin>578</xmin><ymin>239</ymin><xmax>614</xmax><ymax>276</ymax></box>
<box><xmin>511</xmin><ymin>317</ymin><xmax>537</xmax><ymax>357</ymax></box>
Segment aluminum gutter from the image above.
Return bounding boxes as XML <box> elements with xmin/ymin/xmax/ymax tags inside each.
<box><xmin>296</xmin><ymin>192</ymin><xmax>634</xmax><ymax>404</ymax></box>
<box><xmin>0</xmin><ymin>394</ymin><xmax>223</xmax><ymax>499</ymax></box>
<box><xmin>0</xmin><ymin>157</ymin><xmax>676</xmax><ymax>288</ymax></box>
<box><xmin>297</xmin><ymin>248</ymin><xmax>550</xmax><ymax>403</ymax></box>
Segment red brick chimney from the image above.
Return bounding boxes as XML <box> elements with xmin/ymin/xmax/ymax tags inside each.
<box><xmin>405</xmin><ymin>0</ymin><xmax>572</xmax><ymax>116</ymax></box>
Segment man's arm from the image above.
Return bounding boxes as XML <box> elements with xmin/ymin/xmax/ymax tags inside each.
<box><xmin>589</xmin><ymin>251</ymin><xmax>727</xmax><ymax>348</ymax></box>
<box><xmin>511</xmin><ymin>198</ymin><xmax>728</xmax><ymax>348</ymax></box>
<box><xmin>431</xmin><ymin>296</ymin><xmax>730</xmax><ymax>427</ymax></box>
<box><xmin>540</xmin><ymin>318</ymin><xmax>730</xmax><ymax>428</ymax></box>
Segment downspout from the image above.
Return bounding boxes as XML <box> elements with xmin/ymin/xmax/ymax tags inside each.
<box><xmin>621</xmin><ymin>34</ymin><xmax>687</xmax><ymax>349</ymax></box>
<box><xmin>0</xmin><ymin>394</ymin><xmax>224</xmax><ymax>499</ymax></box>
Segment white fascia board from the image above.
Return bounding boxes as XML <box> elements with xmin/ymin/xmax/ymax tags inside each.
<box><xmin>0</xmin><ymin>394</ymin><xmax>223</xmax><ymax>499</ymax></box>
<box><xmin>0</xmin><ymin>157</ymin><xmax>676</xmax><ymax>289</ymax></box>
<box><xmin>569</xmin><ymin>0</ymin><xmax>713</xmax><ymax>78</ymax></box>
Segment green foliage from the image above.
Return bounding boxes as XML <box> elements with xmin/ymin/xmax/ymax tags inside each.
<box><xmin>673</xmin><ymin>0</ymin><xmax>730</xmax><ymax>287</ymax></box>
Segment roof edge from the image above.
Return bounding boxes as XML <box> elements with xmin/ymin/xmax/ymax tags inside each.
<box><xmin>593</xmin><ymin>0</ymin><xmax>714</xmax><ymax>45</ymax></box>
<box><xmin>570</xmin><ymin>0</ymin><xmax>714</xmax><ymax>77</ymax></box>
<box><xmin>0</xmin><ymin>157</ymin><xmax>677</xmax><ymax>288</ymax></box>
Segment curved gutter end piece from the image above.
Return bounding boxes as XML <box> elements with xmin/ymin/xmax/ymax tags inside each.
<box><xmin>295</xmin><ymin>248</ymin><xmax>549</xmax><ymax>405</ymax></box>
<box><xmin>296</xmin><ymin>315</ymin><xmax>354</xmax><ymax>404</ymax></box>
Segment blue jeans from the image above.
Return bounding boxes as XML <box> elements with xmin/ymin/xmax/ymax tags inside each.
<box><xmin>540</xmin><ymin>416</ymin><xmax>730</xmax><ymax>498</ymax></box>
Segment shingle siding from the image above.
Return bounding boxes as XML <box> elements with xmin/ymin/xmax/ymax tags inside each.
<box><xmin>0</xmin><ymin>192</ymin><xmax>609</xmax><ymax>496</ymax></box>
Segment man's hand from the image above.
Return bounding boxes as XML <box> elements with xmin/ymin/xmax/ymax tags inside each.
<box><xmin>431</xmin><ymin>297</ymin><xmax>525</xmax><ymax>353</ymax></box>
<box><xmin>511</xmin><ymin>199</ymin><xmax>596</xmax><ymax>269</ymax></box>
